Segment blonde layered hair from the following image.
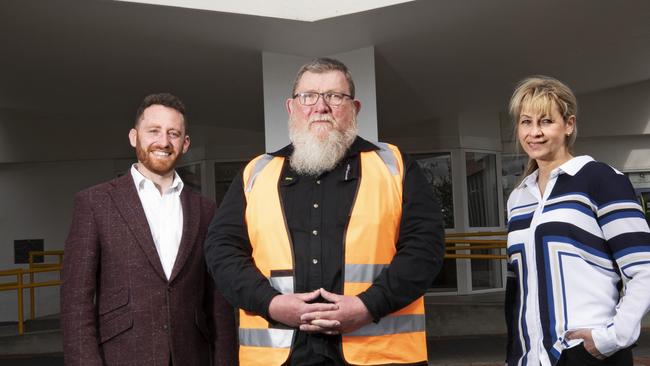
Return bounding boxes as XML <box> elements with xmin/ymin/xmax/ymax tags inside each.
<box><xmin>509</xmin><ymin>76</ymin><xmax>578</xmax><ymax>177</ymax></box>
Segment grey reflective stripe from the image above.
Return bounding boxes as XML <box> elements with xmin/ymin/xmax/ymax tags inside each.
<box><xmin>239</xmin><ymin>328</ymin><xmax>294</xmax><ymax>348</ymax></box>
<box><xmin>269</xmin><ymin>276</ymin><xmax>294</xmax><ymax>294</ymax></box>
<box><xmin>346</xmin><ymin>314</ymin><xmax>425</xmax><ymax>337</ymax></box>
<box><xmin>374</xmin><ymin>142</ymin><xmax>398</xmax><ymax>175</ymax></box>
<box><xmin>344</xmin><ymin>263</ymin><xmax>388</xmax><ymax>283</ymax></box>
<box><xmin>245</xmin><ymin>154</ymin><xmax>274</xmax><ymax>192</ymax></box>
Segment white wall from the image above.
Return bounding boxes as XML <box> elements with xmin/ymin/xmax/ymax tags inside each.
<box><xmin>262</xmin><ymin>52</ymin><xmax>311</xmax><ymax>152</ymax></box>
<box><xmin>577</xmin><ymin>80</ymin><xmax>650</xmax><ymax>171</ymax></box>
<box><xmin>579</xmin><ymin>80</ymin><xmax>650</xmax><ymax>137</ymax></box>
<box><xmin>331</xmin><ymin>47</ymin><xmax>379</xmax><ymax>144</ymax></box>
<box><xmin>576</xmin><ymin>135</ymin><xmax>650</xmax><ymax>172</ymax></box>
<box><xmin>0</xmin><ymin>159</ymin><xmax>122</xmax><ymax>321</ymax></box>
<box><xmin>384</xmin><ymin>116</ymin><xmax>460</xmax><ymax>152</ymax></box>
<box><xmin>458</xmin><ymin>106</ymin><xmax>502</xmax><ymax>152</ymax></box>
<box><xmin>385</xmin><ymin>106</ymin><xmax>503</xmax><ymax>154</ymax></box>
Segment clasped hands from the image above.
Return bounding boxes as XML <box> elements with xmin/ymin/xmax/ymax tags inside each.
<box><xmin>268</xmin><ymin>288</ymin><xmax>373</xmax><ymax>335</ymax></box>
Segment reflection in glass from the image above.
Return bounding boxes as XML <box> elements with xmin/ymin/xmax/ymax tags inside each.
<box><xmin>177</xmin><ymin>163</ymin><xmax>202</xmax><ymax>193</ymax></box>
<box><xmin>414</xmin><ymin>153</ymin><xmax>456</xmax><ymax>291</ymax></box>
<box><xmin>414</xmin><ymin>153</ymin><xmax>454</xmax><ymax>229</ymax></box>
<box><xmin>465</xmin><ymin>152</ymin><xmax>499</xmax><ymax>227</ymax></box>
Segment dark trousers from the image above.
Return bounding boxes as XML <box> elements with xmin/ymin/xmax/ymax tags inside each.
<box><xmin>557</xmin><ymin>344</ymin><xmax>633</xmax><ymax>366</ymax></box>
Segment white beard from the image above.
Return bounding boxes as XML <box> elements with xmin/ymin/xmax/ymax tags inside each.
<box><xmin>289</xmin><ymin>113</ymin><xmax>357</xmax><ymax>176</ymax></box>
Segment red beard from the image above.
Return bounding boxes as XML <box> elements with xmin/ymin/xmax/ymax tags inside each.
<box><xmin>135</xmin><ymin>140</ymin><xmax>182</xmax><ymax>176</ymax></box>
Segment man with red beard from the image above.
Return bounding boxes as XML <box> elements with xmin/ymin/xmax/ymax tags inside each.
<box><xmin>205</xmin><ymin>58</ymin><xmax>444</xmax><ymax>365</ymax></box>
<box><xmin>61</xmin><ymin>93</ymin><xmax>238</xmax><ymax>366</ymax></box>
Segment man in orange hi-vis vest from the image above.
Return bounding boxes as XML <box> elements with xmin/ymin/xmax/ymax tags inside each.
<box><xmin>205</xmin><ymin>57</ymin><xmax>445</xmax><ymax>366</ymax></box>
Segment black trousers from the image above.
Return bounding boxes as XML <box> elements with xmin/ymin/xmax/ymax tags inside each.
<box><xmin>557</xmin><ymin>344</ymin><xmax>633</xmax><ymax>366</ymax></box>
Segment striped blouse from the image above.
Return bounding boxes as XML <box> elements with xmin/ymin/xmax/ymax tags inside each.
<box><xmin>505</xmin><ymin>155</ymin><xmax>650</xmax><ymax>365</ymax></box>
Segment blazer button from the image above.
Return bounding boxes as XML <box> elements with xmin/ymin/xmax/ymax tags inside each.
<box><xmin>163</xmin><ymin>324</ymin><xmax>169</xmax><ymax>331</ymax></box>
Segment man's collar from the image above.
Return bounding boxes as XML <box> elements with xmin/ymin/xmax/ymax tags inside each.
<box><xmin>130</xmin><ymin>164</ymin><xmax>184</xmax><ymax>193</ymax></box>
<box><xmin>269</xmin><ymin>136</ymin><xmax>379</xmax><ymax>158</ymax></box>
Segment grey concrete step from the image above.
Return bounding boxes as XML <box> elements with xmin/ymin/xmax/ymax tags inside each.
<box><xmin>425</xmin><ymin>292</ymin><xmax>506</xmax><ymax>338</ymax></box>
<box><xmin>0</xmin><ymin>315</ymin><xmax>62</xmax><ymax>357</ymax></box>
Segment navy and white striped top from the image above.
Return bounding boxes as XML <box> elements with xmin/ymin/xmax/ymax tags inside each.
<box><xmin>505</xmin><ymin>155</ymin><xmax>650</xmax><ymax>365</ymax></box>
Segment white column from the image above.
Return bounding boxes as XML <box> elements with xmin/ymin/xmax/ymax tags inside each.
<box><xmin>262</xmin><ymin>47</ymin><xmax>379</xmax><ymax>152</ymax></box>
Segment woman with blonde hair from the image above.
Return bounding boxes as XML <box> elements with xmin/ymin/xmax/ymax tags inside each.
<box><xmin>504</xmin><ymin>76</ymin><xmax>650</xmax><ymax>365</ymax></box>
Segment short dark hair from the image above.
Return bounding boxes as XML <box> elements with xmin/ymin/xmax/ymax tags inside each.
<box><xmin>292</xmin><ymin>58</ymin><xmax>355</xmax><ymax>98</ymax></box>
<box><xmin>134</xmin><ymin>93</ymin><xmax>186</xmax><ymax>127</ymax></box>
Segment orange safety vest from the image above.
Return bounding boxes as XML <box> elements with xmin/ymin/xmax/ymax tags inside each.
<box><xmin>239</xmin><ymin>142</ymin><xmax>427</xmax><ymax>366</ymax></box>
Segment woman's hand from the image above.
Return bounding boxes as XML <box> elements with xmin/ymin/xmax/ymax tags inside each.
<box><xmin>565</xmin><ymin>328</ymin><xmax>605</xmax><ymax>359</ymax></box>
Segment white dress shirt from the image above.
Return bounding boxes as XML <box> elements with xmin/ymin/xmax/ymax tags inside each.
<box><xmin>131</xmin><ymin>165</ymin><xmax>184</xmax><ymax>280</ymax></box>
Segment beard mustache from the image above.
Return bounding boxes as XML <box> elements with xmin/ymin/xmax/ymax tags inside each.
<box><xmin>288</xmin><ymin>113</ymin><xmax>357</xmax><ymax>176</ymax></box>
<box><xmin>135</xmin><ymin>140</ymin><xmax>182</xmax><ymax>176</ymax></box>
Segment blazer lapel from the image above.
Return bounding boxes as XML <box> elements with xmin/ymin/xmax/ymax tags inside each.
<box><xmin>108</xmin><ymin>174</ymin><xmax>167</xmax><ymax>281</ymax></box>
<box><xmin>169</xmin><ymin>188</ymin><xmax>200</xmax><ymax>283</ymax></box>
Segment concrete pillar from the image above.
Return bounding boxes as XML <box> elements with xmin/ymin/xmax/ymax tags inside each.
<box><xmin>262</xmin><ymin>47</ymin><xmax>379</xmax><ymax>152</ymax></box>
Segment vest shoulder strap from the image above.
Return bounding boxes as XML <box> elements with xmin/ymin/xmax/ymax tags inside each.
<box><xmin>374</xmin><ymin>142</ymin><xmax>401</xmax><ymax>176</ymax></box>
<box><xmin>245</xmin><ymin>154</ymin><xmax>275</xmax><ymax>193</ymax></box>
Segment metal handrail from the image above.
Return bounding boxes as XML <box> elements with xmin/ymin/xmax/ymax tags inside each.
<box><xmin>0</xmin><ymin>251</ymin><xmax>63</xmax><ymax>335</ymax></box>
<box><xmin>444</xmin><ymin>231</ymin><xmax>507</xmax><ymax>260</ymax></box>
<box><xmin>445</xmin><ymin>231</ymin><xmax>507</xmax><ymax>238</ymax></box>
<box><xmin>28</xmin><ymin>250</ymin><xmax>64</xmax><ymax>320</ymax></box>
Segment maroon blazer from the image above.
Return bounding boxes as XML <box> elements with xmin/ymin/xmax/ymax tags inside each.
<box><xmin>61</xmin><ymin>173</ymin><xmax>238</xmax><ymax>366</ymax></box>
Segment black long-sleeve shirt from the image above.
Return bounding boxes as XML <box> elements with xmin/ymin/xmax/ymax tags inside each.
<box><xmin>205</xmin><ymin>137</ymin><xmax>444</xmax><ymax>365</ymax></box>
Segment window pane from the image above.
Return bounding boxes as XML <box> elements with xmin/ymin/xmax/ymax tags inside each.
<box><xmin>214</xmin><ymin>162</ymin><xmax>247</xmax><ymax>205</ymax></box>
<box><xmin>466</xmin><ymin>152</ymin><xmax>499</xmax><ymax>227</ymax></box>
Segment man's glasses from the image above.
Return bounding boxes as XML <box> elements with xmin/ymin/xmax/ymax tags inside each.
<box><xmin>292</xmin><ymin>92</ymin><xmax>353</xmax><ymax>106</ymax></box>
